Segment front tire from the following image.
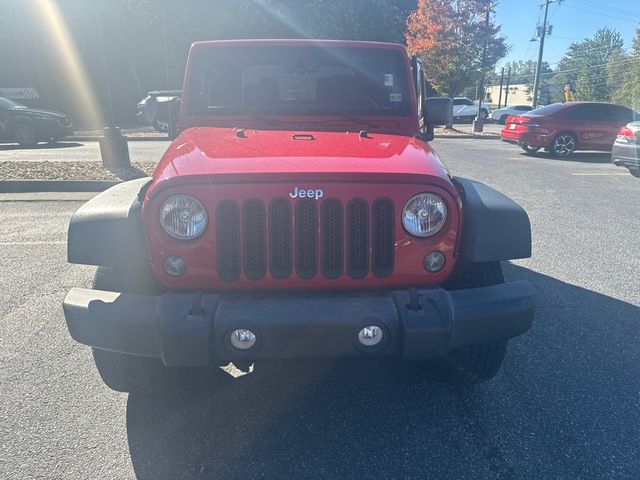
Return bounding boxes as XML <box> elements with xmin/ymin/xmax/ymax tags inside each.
<box><xmin>14</xmin><ymin>123</ymin><xmax>38</xmax><ymax>147</ymax></box>
<box><xmin>438</xmin><ymin>261</ymin><xmax>508</xmax><ymax>385</ymax></box>
<box><xmin>92</xmin><ymin>348</ymin><xmax>182</xmax><ymax>394</ymax></box>
<box><xmin>153</xmin><ymin>116</ymin><xmax>170</xmax><ymax>132</ymax></box>
<box><xmin>550</xmin><ymin>133</ymin><xmax>577</xmax><ymax>158</ymax></box>
<box><xmin>91</xmin><ymin>265</ymin><xmax>180</xmax><ymax>393</ymax></box>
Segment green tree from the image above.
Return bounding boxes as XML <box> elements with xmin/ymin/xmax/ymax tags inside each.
<box><xmin>552</xmin><ymin>27</ymin><xmax>624</xmax><ymax>102</ymax></box>
<box><xmin>609</xmin><ymin>28</ymin><xmax>640</xmax><ymax>110</ymax></box>
<box><xmin>406</xmin><ymin>0</ymin><xmax>508</xmax><ymax>95</ymax></box>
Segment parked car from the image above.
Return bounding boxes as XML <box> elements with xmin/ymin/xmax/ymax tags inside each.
<box><xmin>490</xmin><ymin>104</ymin><xmax>533</xmax><ymax>124</ymax></box>
<box><xmin>0</xmin><ymin>96</ymin><xmax>73</xmax><ymax>146</ymax></box>
<box><xmin>63</xmin><ymin>39</ymin><xmax>536</xmax><ymax>394</ymax></box>
<box><xmin>611</xmin><ymin>122</ymin><xmax>640</xmax><ymax>177</ymax></box>
<box><xmin>501</xmin><ymin>102</ymin><xmax>637</xmax><ymax>157</ymax></box>
<box><xmin>452</xmin><ymin>97</ymin><xmax>491</xmax><ymax>122</ymax></box>
<box><xmin>136</xmin><ymin>90</ymin><xmax>181</xmax><ymax>132</ymax></box>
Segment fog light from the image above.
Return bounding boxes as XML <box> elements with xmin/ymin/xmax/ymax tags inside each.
<box><xmin>423</xmin><ymin>251</ymin><xmax>446</xmax><ymax>273</ymax></box>
<box><xmin>230</xmin><ymin>329</ymin><xmax>257</xmax><ymax>350</ymax></box>
<box><xmin>163</xmin><ymin>255</ymin><xmax>187</xmax><ymax>277</ymax></box>
<box><xmin>358</xmin><ymin>326</ymin><xmax>383</xmax><ymax>347</ymax></box>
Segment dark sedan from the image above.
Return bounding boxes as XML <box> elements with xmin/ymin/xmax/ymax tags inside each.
<box><xmin>0</xmin><ymin>97</ymin><xmax>74</xmax><ymax>147</ymax></box>
<box><xmin>611</xmin><ymin>122</ymin><xmax>640</xmax><ymax>177</ymax></box>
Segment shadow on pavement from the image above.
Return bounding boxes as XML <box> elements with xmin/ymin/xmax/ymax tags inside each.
<box><xmin>0</xmin><ymin>141</ymin><xmax>84</xmax><ymax>151</ymax></box>
<box><xmin>126</xmin><ymin>264</ymin><xmax>640</xmax><ymax>480</ymax></box>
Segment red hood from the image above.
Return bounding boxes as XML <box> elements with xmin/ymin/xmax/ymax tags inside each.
<box><xmin>149</xmin><ymin>127</ymin><xmax>452</xmax><ymax>193</ymax></box>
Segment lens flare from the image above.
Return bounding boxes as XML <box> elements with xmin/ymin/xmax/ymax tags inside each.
<box><xmin>31</xmin><ymin>0</ymin><xmax>104</xmax><ymax>127</ymax></box>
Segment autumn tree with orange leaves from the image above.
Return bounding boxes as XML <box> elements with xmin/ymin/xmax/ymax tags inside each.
<box><xmin>406</xmin><ymin>0</ymin><xmax>508</xmax><ymax>96</ymax></box>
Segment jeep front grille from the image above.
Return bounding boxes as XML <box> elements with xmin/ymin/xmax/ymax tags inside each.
<box><xmin>215</xmin><ymin>197</ymin><xmax>394</xmax><ymax>281</ymax></box>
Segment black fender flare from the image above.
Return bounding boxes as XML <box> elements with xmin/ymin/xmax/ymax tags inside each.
<box><xmin>453</xmin><ymin>177</ymin><xmax>532</xmax><ymax>262</ymax></box>
<box><xmin>67</xmin><ymin>177</ymin><xmax>152</xmax><ymax>267</ymax></box>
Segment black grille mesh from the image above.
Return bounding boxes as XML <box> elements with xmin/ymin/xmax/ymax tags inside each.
<box><xmin>295</xmin><ymin>200</ymin><xmax>317</xmax><ymax>279</ymax></box>
<box><xmin>347</xmin><ymin>199</ymin><xmax>369</xmax><ymax>279</ymax></box>
<box><xmin>269</xmin><ymin>198</ymin><xmax>293</xmax><ymax>279</ymax></box>
<box><xmin>215</xmin><ymin>200</ymin><xmax>241</xmax><ymax>281</ymax></box>
<box><xmin>372</xmin><ymin>198</ymin><xmax>394</xmax><ymax>278</ymax></box>
<box><xmin>242</xmin><ymin>199</ymin><xmax>266</xmax><ymax>280</ymax></box>
<box><xmin>214</xmin><ymin>196</ymin><xmax>394</xmax><ymax>281</ymax></box>
<box><xmin>321</xmin><ymin>199</ymin><xmax>343</xmax><ymax>278</ymax></box>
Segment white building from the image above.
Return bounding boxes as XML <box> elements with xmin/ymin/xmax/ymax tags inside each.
<box><xmin>486</xmin><ymin>84</ymin><xmax>531</xmax><ymax>106</ymax></box>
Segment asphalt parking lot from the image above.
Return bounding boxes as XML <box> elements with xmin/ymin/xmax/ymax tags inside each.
<box><xmin>1</xmin><ymin>137</ymin><xmax>639</xmax><ymax>479</ymax></box>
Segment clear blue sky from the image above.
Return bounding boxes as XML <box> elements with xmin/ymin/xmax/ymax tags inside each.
<box><xmin>493</xmin><ymin>0</ymin><xmax>640</xmax><ymax>69</ymax></box>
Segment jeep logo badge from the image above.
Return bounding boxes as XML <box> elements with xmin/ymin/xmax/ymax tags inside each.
<box><xmin>289</xmin><ymin>187</ymin><xmax>324</xmax><ymax>200</ymax></box>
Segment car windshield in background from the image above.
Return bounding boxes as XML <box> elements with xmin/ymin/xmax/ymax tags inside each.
<box><xmin>186</xmin><ymin>46</ymin><xmax>411</xmax><ymax>117</ymax></box>
<box><xmin>0</xmin><ymin>97</ymin><xmax>22</xmax><ymax>109</ymax></box>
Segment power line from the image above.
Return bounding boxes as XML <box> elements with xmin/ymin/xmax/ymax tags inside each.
<box><xmin>571</xmin><ymin>0</ymin><xmax>640</xmax><ymax>19</ymax></box>
<box><xmin>487</xmin><ymin>56</ymin><xmax>639</xmax><ymax>84</ymax></box>
<box><xmin>544</xmin><ymin>45</ymin><xmax>633</xmax><ymax>64</ymax></box>
<box><xmin>565</xmin><ymin>1</ymin><xmax>640</xmax><ymax>23</ymax></box>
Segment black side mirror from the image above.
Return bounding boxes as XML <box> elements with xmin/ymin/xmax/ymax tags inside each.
<box><xmin>424</xmin><ymin>96</ymin><xmax>453</xmax><ymax>125</ymax></box>
<box><xmin>421</xmin><ymin>97</ymin><xmax>453</xmax><ymax>141</ymax></box>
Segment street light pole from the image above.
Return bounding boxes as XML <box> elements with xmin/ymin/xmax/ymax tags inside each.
<box><xmin>532</xmin><ymin>0</ymin><xmax>551</xmax><ymax>108</ymax></box>
<box><xmin>473</xmin><ymin>2</ymin><xmax>491</xmax><ymax>133</ymax></box>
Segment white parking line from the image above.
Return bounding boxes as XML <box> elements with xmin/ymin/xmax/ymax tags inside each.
<box><xmin>0</xmin><ymin>241</ymin><xmax>66</xmax><ymax>245</ymax></box>
<box><xmin>571</xmin><ymin>173</ymin><xmax>631</xmax><ymax>176</ymax></box>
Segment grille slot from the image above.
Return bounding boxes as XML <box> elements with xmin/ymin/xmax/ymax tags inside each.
<box><xmin>269</xmin><ymin>198</ymin><xmax>293</xmax><ymax>279</ymax></box>
<box><xmin>347</xmin><ymin>199</ymin><xmax>369</xmax><ymax>279</ymax></box>
<box><xmin>216</xmin><ymin>200</ymin><xmax>241</xmax><ymax>281</ymax></box>
<box><xmin>242</xmin><ymin>199</ymin><xmax>266</xmax><ymax>280</ymax></box>
<box><xmin>372</xmin><ymin>198</ymin><xmax>394</xmax><ymax>278</ymax></box>
<box><xmin>295</xmin><ymin>200</ymin><xmax>318</xmax><ymax>279</ymax></box>
<box><xmin>321</xmin><ymin>199</ymin><xmax>343</xmax><ymax>279</ymax></box>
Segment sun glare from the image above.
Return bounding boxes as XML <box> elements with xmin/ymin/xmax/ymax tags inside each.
<box><xmin>31</xmin><ymin>0</ymin><xmax>104</xmax><ymax>127</ymax></box>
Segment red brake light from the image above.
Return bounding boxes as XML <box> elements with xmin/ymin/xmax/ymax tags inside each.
<box><xmin>617</xmin><ymin>127</ymin><xmax>636</xmax><ymax>142</ymax></box>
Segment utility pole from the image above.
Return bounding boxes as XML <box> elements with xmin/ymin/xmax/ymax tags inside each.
<box><xmin>504</xmin><ymin>66</ymin><xmax>511</xmax><ymax>105</ymax></box>
<box><xmin>473</xmin><ymin>1</ymin><xmax>491</xmax><ymax>133</ymax></box>
<box><xmin>532</xmin><ymin>0</ymin><xmax>554</xmax><ymax>107</ymax></box>
<box><xmin>497</xmin><ymin>67</ymin><xmax>505</xmax><ymax>108</ymax></box>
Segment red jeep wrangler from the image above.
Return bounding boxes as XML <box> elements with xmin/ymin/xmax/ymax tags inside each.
<box><xmin>63</xmin><ymin>40</ymin><xmax>536</xmax><ymax>393</ymax></box>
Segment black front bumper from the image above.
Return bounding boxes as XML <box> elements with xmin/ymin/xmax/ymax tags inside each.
<box><xmin>63</xmin><ymin>282</ymin><xmax>536</xmax><ymax>366</ymax></box>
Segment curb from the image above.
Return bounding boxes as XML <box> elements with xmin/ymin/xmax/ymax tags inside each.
<box><xmin>0</xmin><ymin>180</ymin><xmax>119</xmax><ymax>193</ymax></box>
<box><xmin>69</xmin><ymin>136</ymin><xmax>168</xmax><ymax>142</ymax></box>
<box><xmin>433</xmin><ymin>134</ymin><xmax>500</xmax><ymax>140</ymax></box>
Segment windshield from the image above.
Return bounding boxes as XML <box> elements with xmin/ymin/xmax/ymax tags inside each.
<box><xmin>0</xmin><ymin>97</ymin><xmax>22</xmax><ymax>109</ymax></box>
<box><xmin>185</xmin><ymin>46</ymin><xmax>411</xmax><ymax>117</ymax></box>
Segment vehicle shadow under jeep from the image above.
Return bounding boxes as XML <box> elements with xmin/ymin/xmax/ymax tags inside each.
<box><xmin>126</xmin><ymin>263</ymin><xmax>640</xmax><ymax>480</ymax></box>
<box><xmin>524</xmin><ymin>151</ymin><xmax>611</xmax><ymax>163</ymax></box>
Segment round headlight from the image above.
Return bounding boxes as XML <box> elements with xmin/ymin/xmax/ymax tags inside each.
<box><xmin>159</xmin><ymin>195</ymin><xmax>208</xmax><ymax>239</ymax></box>
<box><xmin>402</xmin><ymin>193</ymin><xmax>447</xmax><ymax>237</ymax></box>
